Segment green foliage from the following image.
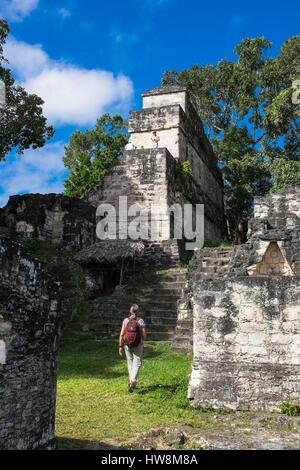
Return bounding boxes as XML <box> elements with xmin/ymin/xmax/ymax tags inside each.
<box><xmin>203</xmin><ymin>240</ymin><xmax>232</xmax><ymax>248</ymax></box>
<box><xmin>180</xmin><ymin>250</ymin><xmax>194</xmax><ymax>267</ymax></box>
<box><xmin>181</xmin><ymin>160</ymin><xmax>191</xmax><ymax>177</ymax></box>
<box><xmin>278</xmin><ymin>402</ymin><xmax>300</xmax><ymax>417</ymax></box>
<box><xmin>63</xmin><ymin>113</ymin><xmax>128</xmax><ymax>198</ymax></box>
<box><xmin>269</xmin><ymin>158</ymin><xmax>300</xmax><ymax>192</ymax></box>
<box><xmin>0</xmin><ymin>20</ymin><xmax>54</xmax><ymax>161</ymax></box>
<box><xmin>21</xmin><ymin>238</ymin><xmax>59</xmax><ymax>264</ymax></box>
<box><xmin>162</xmin><ymin>35</ymin><xmax>300</xmax><ymax>243</ymax></box>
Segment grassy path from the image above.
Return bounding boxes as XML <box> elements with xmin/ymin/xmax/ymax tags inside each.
<box><xmin>55</xmin><ymin>338</ymin><xmax>206</xmax><ymax>449</ymax></box>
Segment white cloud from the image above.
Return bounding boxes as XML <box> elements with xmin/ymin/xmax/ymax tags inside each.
<box><xmin>24</xmin><ymin>67</ymin><xmax>133</xmax><ymax>126</ymax></box>
<box><xmin>0</xmin><ymin>142</ymin><xmax>67</xmax><ymax>207</ymax></box>
<box><xmin>0</xmin><ymin>0</ymin><xmax>39</xmax><ymax>21</ymax></box>
<box><xmin>4</xmin><ymin>38</ymin><xmax>134</xmax><ymax>126</ymax></box>
<box><xmin>4</xmin><ymin>37</ymin><xmax>49</xmax><ymax>78</ymax></box>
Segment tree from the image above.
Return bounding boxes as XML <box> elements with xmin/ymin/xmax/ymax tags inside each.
<box><xmin>0</xmin><ymin>20</ymin><xmax>54</xmax><ymax>161</ymax></box>
<box><xmin>162</xmin><ymin>36</ymin><xmax>300</xmax><ymax>243</ymax></box>
<box><xmin>63</xmin><ymin>114</ymin><xmax>128</xmax><ymax>198</ymax></box>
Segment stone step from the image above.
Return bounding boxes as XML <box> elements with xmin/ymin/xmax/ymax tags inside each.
<box><xmin>175</xmin><ymin>319</ymin><xmax>193</xmax><ymax>328</ymax></box>
<box><xmin>125</xmin><ymin>285</ymin><xmax>185</xmax><ymax>294</ymax></box>
<box><xmin>194</xmin><ymin>273</ymin><xmax>215</xmax><ymax>280</ymax></box>
<box><xmin>145</xmin><ymin>318</ymin><xmax>178</xmax><ymax>325</ymax></box>
<box><xmin>172</xmin><ymin>339</ymin><xmax>193</xmax><ymax>352</ymax></box>
<box><xmin>144</xmin><ymin>308</ymin><xmax>177</xmax><ymax>318</ymax></box>
<box><xmin>98</xmin><ymin>322</ymin><xmax>176</xmax><ymax>332</ymax></box>
<box><xmin>199</xmin><ymin>266</ymin><xmax>216</xmax><ymax>273</ymax></box>
<box><xmin>84</xmin><ymin>267</ymin><xmax>188</xmax><ymax>343</ymax></box>
<box><xmin>142</xmin><ymin>300</ymin><xmax>179</xmax><ymax>307</ymax></box>
<box><xmin>201</xmin><ymin>257</ymin><xmax>231</xmax><ymax>265</ymax></box>
<box><xmin>147</xmin><ymin>332</ymin><xmax>175</xmax><ymax>340</ymax></box>
<box><xmin>95</xmin><ymin>307</ymin><xmax>179</xmax><ymax>317</ymax></box>
<box><xmin>95</xmin><ymin>301</ymin><xmax>179</xmax><ymax>309</ymax></box>
<box><xmin>174</xmin><ymin>326</ymin><xmax>192</xmax><ymax>336</ymax></box>
<box><xmin>138</xmin><ymin>297</ymin><xmax>180</xmax><ymax>304</ymax></box>
<box><xmin>96</xmin><ymin>310</ymin><xmax>179</xmax><ymax>321</ymax></box>
<box><xmin>157</xmin><ymin>280</ymin><xmax>185</xmax><ymax>286</ymax></box>
<box><xmin>154</xmin><ymin>275</ymin><xmax>187</xmax><ymax>281</ymax></box>
<box><xmin>109</xmin><ymin>316</ymin><xmax>177</xmax><ymax>325</ymax></box>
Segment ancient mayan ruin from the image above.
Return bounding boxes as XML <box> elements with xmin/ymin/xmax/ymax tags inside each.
<box><xmin>0</xmin><ymin>86</ymin><xmax>299</xmax><ymax>449</ymax></box>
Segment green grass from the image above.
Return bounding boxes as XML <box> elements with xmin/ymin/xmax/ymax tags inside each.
<box><xmin>56</xmin><ymin>338</ymin><xmax>216</xmax><ymax>449</ymax></box>
<box><xmin>278</xmin><ymin>402</ymin><xmax>300</xmax><ymax>417</ymax></box>
<box><xmin>56</xmin><ymin>336</ymin><xmax>296</xmax><ymax>449</ymax></box>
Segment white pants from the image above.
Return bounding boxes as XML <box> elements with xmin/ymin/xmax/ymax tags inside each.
<box><xmin>124</xmin><ymin>341</ymin><xmax>143</xmax><ymax>383</ymax></box>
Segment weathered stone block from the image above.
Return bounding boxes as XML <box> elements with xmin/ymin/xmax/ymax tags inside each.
<box><xmin>188</xmin><ymin>188</ymin><xmax>300</xmax><ymax>410</ymax></box>
<box><xmin>0</xmin><ymin>237</ymin><xmax>62</xmax><ymax>449</ymax></box>
<box><xmin>1</xmin><ymin>194</ymin><xmax>95</xmax><ymax>251</ymax></box>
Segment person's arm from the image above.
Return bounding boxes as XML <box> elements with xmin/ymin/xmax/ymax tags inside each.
<box><xmin>141</xmin><ymin>326</ymin><xmax>146</xmax><ymax>340</ymax></box>
<box><xmin>119</xmin><ymin>323</ymin><xmax>125</xmax><ymax>356</ymax></box>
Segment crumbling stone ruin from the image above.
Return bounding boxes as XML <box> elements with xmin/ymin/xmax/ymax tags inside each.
<box><xmin>0</xmin><ymin>236</ymin><xmax>62</xmax><ymax>449</ymax></box>
<box><xmin>0</xmin><ymin>193</ymin><xmax>95</xmax><ymax>251</ymax></box>
<box><xmin>0</xmin><ymin>81</ymin><xmax>299</xmax><ymax>449</ymax></box>
<box><xmin>72</xmin><ymin>86</ymin><xmax>227</xmax><ymax>341</ymax></box>
<box><xmin>188</xmin><ymin>187</ymin><xmax>300</xmax><ymax>411</ymax></box>
<box><xmin>85</xmin><ymin>85</ymin><xmax>226</xmax><ymax>264</ymax></box>
<box><xmin>0</xmin><ymin>85</ymin><xmax>227</xmax><ymax>449</ymax></box>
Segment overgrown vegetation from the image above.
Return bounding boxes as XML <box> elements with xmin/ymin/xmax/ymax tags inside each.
<box><xmin>180</xmin><ymin>160</ymin><xmax>191</xmax><ymax>178</ymax></box>
<box><xmin>63</xmin><ymin>114</ymin><xmax>128</xmax><ymax>198</ymax></box>
<box><xmin>278</xmin><ymin>402</ymin><xmax>300</xmax><ymax>417</ymax></box>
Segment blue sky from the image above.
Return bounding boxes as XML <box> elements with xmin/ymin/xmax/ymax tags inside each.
<box><xmin>0</xmin><ymin>0</ymin><xmax>299</xmax><ymax>206</ymax></box>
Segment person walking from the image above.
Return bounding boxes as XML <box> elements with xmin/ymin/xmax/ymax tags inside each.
<box><xmin>151</xmin><ymin>131</ymin><xmax>160</xmax><ymax>148</ymax></box>
<box><xmin>119</xmin><ymin>304</ymin><xmax>146</xmax><ymax>392</ymax></box>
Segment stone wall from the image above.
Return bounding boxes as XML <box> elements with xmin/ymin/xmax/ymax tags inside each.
<box><xmin>85</xmin><ymin>143</ymin><xmax>225</xmax><ymax>264</ymax></box>
<box><xmin>0</xmin><ymin>193</ymin><xmax>95</xmax><ymax>251</ymax></box>
<box><xmin>86</xmin><ymin>148</ymin><xmax>179</xmax><ymax>247</ymax></box>
<box><xmin>0</xmin><ymin>237</ymin><xmax>62</xmax><ymax>449</ymax></box>
<box><xmin>189</xmin><ymin>276</ymin><xmax>300</xmax><ymax>410</ymax></box>
<box><xmin>253</xmin><ymin>187</ymin><xmax>300</xmax><ymax>223</ymax></box>
<box><xmin>129</xmin><ymin>86</ymin><xmax>225</xmax><ymax>244</ymax></box>
<box><xmin>188</xmin><ymin>187</ymin><xmax>300</xmax><ymax>411</ymax></box>
<box><xmin>142</xmin><ymin>86</ymin><xmax>188</xmax><ymax>111</ymax></box>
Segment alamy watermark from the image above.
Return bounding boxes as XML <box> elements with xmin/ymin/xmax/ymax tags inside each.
<box><xmin>292</xmin><ymin>80</ymin><xmax>300</xmax><ymax>105</ymax></box>
<box><xmin>96</xmin><ymin>197</ymin><xmax>204</xmax><ymax>250</ymax></box>
<box><xmin>0</xmin><ymin>79</ymin><xmax>6</xmax><ymax>106</ymax></box>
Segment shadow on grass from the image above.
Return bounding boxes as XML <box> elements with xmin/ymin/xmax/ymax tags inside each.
<box><xmin>137</xmin><ymin>384</ymin><xmax>179</xmax><ymax>395</ymax></box>
<box><xmin>56</xmin><ymin>437</ymin><xmax>120</xmax><ymax>450</ymax></box>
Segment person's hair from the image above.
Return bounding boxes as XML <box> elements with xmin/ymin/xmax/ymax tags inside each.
<box><xmin>129</xmin><ymin>304</ymin><xmax>139</xmax><ymax>316</ymax></box>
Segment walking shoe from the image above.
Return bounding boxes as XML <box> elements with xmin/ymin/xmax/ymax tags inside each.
<box><xmin>128</xmin><ymin>384</ymin><xmax>134</xmax><ymax>393</ymax></box>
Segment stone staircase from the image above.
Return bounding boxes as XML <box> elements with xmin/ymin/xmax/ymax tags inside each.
<box><xmin>87</xmin><ymin>267</ymin><xmax>187</xmax><ymax>342</ymax></box>
<box><xmin>172</xmin><ymin>247</ymin><xmax>234</xmax><ymax>352</ymax></box>
<box><xmin>191</xmin><ymin>247</ymin><xmax>234</xmax><ymax>281</ymax></box>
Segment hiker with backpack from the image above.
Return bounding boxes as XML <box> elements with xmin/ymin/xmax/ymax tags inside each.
<box><xmin>119</xmin><ymin>304</ymin><xmax>146</xmax><ymax>392</ymax></box>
